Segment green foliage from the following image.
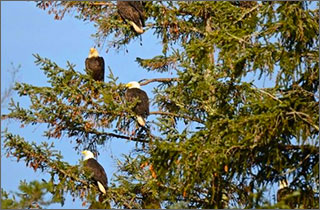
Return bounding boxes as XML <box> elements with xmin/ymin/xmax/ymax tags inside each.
<box><xmin>1</xmin><ymin>181</ymin><xmax>60</xmax><ymax>209</ymax></box>
<box><xmin>2</xmin><ymin>1</ymin><xmax>319</xmax><ymax>209</ymax></box>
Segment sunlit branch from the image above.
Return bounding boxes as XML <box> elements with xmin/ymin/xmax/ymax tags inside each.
<box><xmin>140</xmin><ymin>78</ymin><xmax>179</xmax><ymax>86</ymax></box>
<box><xmin>90</xmin><ymin>2</ymin><xmax>113</xmax><ymax>6</ymax></box>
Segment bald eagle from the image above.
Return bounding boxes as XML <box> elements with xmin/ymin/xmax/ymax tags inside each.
<box><xmin>277</xmin><ymin>179</ymin><xmax>289</xmax><ymax>202</ymax></box>
<box><xmin>117</xmin><ymin>1</ymin><xmax>145</xmax><ymax>34</ymax></box>
<box><xmin>85</xmin><ymin>48</ymin><xmax>105</xmax><ymax>82</ymax></box>
<box><xmin>81</xmin><ymin>150</ymin><xmax>108</xmax><ymax>195</ymax></box>
<box><xmin>277</xmin><ymin>179</ymin><xmax>296</xmax><ymax>208</ymax></box>
<box><xmin>125</xmin><ymin>81</ymin><xmax>149</xmax><ymax>127</ymax></box>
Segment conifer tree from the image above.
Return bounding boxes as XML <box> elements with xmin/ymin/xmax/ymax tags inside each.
<box><xmin>2</xmin><ymin>1</ymin><xmax>319</xmax><ymax>209</ymax></box>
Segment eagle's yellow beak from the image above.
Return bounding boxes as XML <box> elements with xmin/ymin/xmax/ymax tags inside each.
<box><xmin>81</xmin><ymin>151</ymin><xmax>86</xmax><ymax>155</ymax></box>
<box><xmin>125</xmin><ymin>83</ymin><xmax>132</xmax><ymax>88</ymax></box>
<box><xmin>89</xmin><ymin>48</ymin><xmax>98</xmax><ymax>56</ymax></box>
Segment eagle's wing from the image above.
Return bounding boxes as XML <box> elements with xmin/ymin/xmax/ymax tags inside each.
<box><xmin>125</xmin><ymin>88</ymin><xmax>149</xmax><ymax>117</ymax></box>
<box><xmin>128</xmin><ymin>1</ymin><xmax>145</xmax><ymax>27</ymax></box>
<box><xmin>85</xmin><ymin>57</ymin><xmax>105</xmax><ymax>81</ymax></box>
<box><xmin>117</xmin><ymin>1</ymin><xmax>145</xmax><ymax>28</ymax></box>
<box><xmin>86</xmin><ymin>158</ymin><xmax>108</xmax><ymax>190</ymax></box>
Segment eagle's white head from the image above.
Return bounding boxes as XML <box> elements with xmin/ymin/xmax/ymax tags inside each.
<box><xmin>126</xmin><ymin>81</ymin><xmax>141</xmax><ymax>89</ymax></box>
<box><xmin>88</xmin><ymin>48</ymin><xmax>99</xmax><ymax>58</ymax></box>
<box><xmin>81</xmin><ymin>150</ymin><xmax>95</xmax><ymax>160</ymax></box>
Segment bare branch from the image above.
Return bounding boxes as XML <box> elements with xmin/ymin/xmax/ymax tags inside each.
<box><xmin>98</xmin><ymin>131</ymin><xmax>149</xmax><ymax>143</ymax></box>
<box><xmin>256</xmin><ymin>88</ymin><xmax>282</xmax><ymax>103</ymax></box>
<box><xmin>1</xmin><ymin>64</ymin><xmax>21</xmax><ymax>107</ymax></box>
<box><xmin>140</xmin><ymin>78</ymin><xmax>179</xmax><ymax>86</ymax></box>
<box><xmin>90</xmin><ymin>2</ymin><xmax>113</xmax><ymax>6</ymax></box>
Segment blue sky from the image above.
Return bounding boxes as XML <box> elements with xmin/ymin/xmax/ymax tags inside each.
<box><xmin>1</xmin><ymin>1</ymin><xmax>169</xmax><ymax>208</ymax></box>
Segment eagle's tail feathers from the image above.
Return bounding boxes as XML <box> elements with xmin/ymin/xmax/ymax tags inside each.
<box><xmin>137</xmin><ymin>116</ymin><xmax>146</xmax><ymax>127</ymax></box>
<box><xmin>129</xmin><ymin>21</ymin><xmax>144</xmax><ymax>34</ymax></box>
<box><xmin>97</xmin><ymin>181</ymin><xmax>107</xmax><ymax>195</ymax></box>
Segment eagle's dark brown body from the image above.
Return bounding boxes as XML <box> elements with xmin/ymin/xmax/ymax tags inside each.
<box><xmin>117</xmin><ymin>1</ymin><xmax>145</xmax><ymax>33</ymax></box>
<box><xmin>85</xmin><ymin>56</ymin><xmax>105</xmax><ymax>81</ymax></box>
<box><xmin>125</xmin><ymin>88</ymin><xmax>149</xmax><ymax>123</ymax></box>
<box><xmin>84</xmin><ymin>158</ymin><xmax>108</xmax><ymax>193</ymax></box>
<box><xmin>277</xmin><ymin>180</ymin><xmax>296</xmax><ymax>208</ymax></box>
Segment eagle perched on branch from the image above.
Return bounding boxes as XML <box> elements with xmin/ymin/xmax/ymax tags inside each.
<box><xmin>117</xmin><ymin>1</ymin><xmax>146</xmax><ymax>34</ymax></box>
<box><xmin>125</xmin><ymin>81</ymin><xmax>149</xmax><ymax>127</ymax></box>
<box><xmin>81</xmin><ymin>150</ymin><xmax>108</xmax><ymax>195</ymax></box>
<box><xmin>85</xmin><ymin>48</ymin><xmax>105</xmax><ymax>82</ymax></box>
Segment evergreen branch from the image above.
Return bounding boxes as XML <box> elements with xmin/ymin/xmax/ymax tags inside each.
<box><xmin>1</xmin><ymin>114</ymin><xmax>45</xmax><ymax>123</ymax></box>
<box><xmin>150</xmin><ymin>111</ymin><xmax>204</xmax><ymax>123</ymax></box>
<box><xmin>2</xmin><ymin>113</ymin><xmax>148</xmax><ymax>143</ymax></box>
<box><xmin>1</xmin><ymin>114</ymin><xmax>11</xmax><ymax>121</ymax></box>
<box><xmin>233</xmin><ymin>3</ymin><xmax>261</xmax><ymax>25</ymax></box>
<box><xmin>1</xmin><ymin>182</ymin><xmax>59</xmax><ymax>209</ymax></box>
<box><xmin>286</xmin><ymin>111</ymin><xmax>319</xmax><ymax>132</ymax></box>
<box><xmin>5</xmin><ymin>134</ymin><xmax>88</xmax><ymax>186</ymax></box>
<box><xmin>257</xmin><ymin>89</ymin><xmax>319</xmax><ymax>132</ymax></box>
<box><xmin>49</xmin><ymin>162</ymin><xmax>88</xmax><ymax>186</ymax></box>
<box><xmin>140</xmin><ymin>78</ymin><xmax>179</xmax><ymax>86</ymax></box>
